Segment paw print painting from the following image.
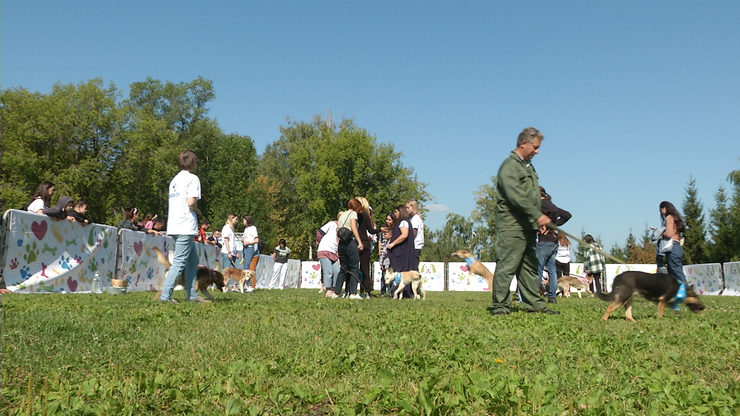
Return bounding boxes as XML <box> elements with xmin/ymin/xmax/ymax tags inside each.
<box><xmin>59</xmin><ymin>255</ymin><xmax>73</xmax><ymax>271</ymax></box>
<box><xmin>19</xmin><ymin>265</ymin><xmax>32</xmax><ymax>281</ymax></box>
<box><xmin>10</xmin><ymin>258</ymin><xmax>19</xmax><ymax>270</ymax></box>
<box><xmin>24</xmin><ymin>242</ymin><xmax>38</xmax><ymax>264</ymax></box>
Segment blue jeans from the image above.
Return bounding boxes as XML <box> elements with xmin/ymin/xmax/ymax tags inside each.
<box><xmin>319</xmin><ymin>257</ymin><xmax>340</xmax><ymax>290</ymax></box>
<box><xmin>242</xmin><ymin>245</ymin><xmax>256</xmax><ymax>270</ymax></box>
<box><xmin>159</xmin><ymin>234</ymin><xmax>200</xmax><ymax>301</ymax></box>
<box><xmin>537</xmin><ymin>241</ymin><xmax>559</xmax><ymax>298</ymax></box>
<box><xmin>221</xmin><ymin>252</ymin><xmax>236</xmax><ymax>269</ymax></box>
<box><xmin>660</xmin><ymin>243</ymin><xmax>687</xmax><ymax>286</ymax></box>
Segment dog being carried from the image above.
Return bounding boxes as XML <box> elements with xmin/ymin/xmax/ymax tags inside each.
<box><xmin>597</xmin><ymin>271</ymin><xmax>704</xmax><ymax>322</ymax></box>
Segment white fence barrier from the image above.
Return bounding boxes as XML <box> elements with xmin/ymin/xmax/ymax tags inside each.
<box><xmin>2</xmin><ymin>209</ymin><xmax>739</xmax><ymax>295</ymax></box>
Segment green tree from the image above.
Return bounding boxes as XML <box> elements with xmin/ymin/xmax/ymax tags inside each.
<box><xmin>681</xmin><ymin>176</ymin><xmax>708</xmax><ymax>264</ymax></box>
<box><xmin>423</xmin><ymin>213</ymin><xmax>475</xmax><ymax>263</ymax></box>
<box><xmin>469</xmin><ymin>179</ymin><xmax>497</xmax><ymax>261</ymax></box>
<box><xmin>707</xmin><ymin>186</ymin><xmax>734</xmax><ymax>262</ymax></box>
<box><xmin>260</xmin><ymin>116</ymin><xmax>429</xmax><ymax>258</ymax></box>
<box><xmin>0</xmin><ymin>80</ymin><xmax>125</xmax><ymax>221</ymax></box>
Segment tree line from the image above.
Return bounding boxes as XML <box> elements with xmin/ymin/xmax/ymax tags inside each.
<box><xmin>0</xmin><ymin>78</ymin><xmax>426</xmax><ymax>258</ymax></box>
<box><xmin>2</xmin><ymin>77</ymin><xmax>737</xmax><ymax>263</ymax></box>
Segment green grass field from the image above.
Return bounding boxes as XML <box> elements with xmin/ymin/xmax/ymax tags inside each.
<box><xmin>2</xmin><ymin>290</ymin><xmax>738</xmax><ymax>415</ymax></box>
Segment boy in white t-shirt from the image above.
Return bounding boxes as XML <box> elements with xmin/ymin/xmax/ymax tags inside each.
<box><xmin>159</xmin><ymin>150</ymin><xmax>204</xmax><ymax>303</ymax></box>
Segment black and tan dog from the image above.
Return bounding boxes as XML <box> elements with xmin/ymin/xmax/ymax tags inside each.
<box><xmin>383</xmin><ymin>268</ymin><xmax>426</xmax><ymax>300</ymax></box>
<box><xmin>153</xmin><ymin>247</ymin><xmax>227</xmax><ymax>301</ymax></box>
<box><xmin>597</xmin><ymin>271</ymin><xmax>704</xmax><ymax>322</ymax></box>
<box><xmin>451</xmin><ymin>250</ymin><xmax>493</xmax><ymax>291</ymax></box>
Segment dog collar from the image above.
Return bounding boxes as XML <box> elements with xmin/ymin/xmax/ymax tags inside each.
<box><xmin>394</xmin><ymin>272</ymin><xmax>402</xmax><ymax>285</ymax></box>
<box><xmin>464</xmin><ymin>257</ymin><xmax>476</xmax><ymax>267</ymax></box>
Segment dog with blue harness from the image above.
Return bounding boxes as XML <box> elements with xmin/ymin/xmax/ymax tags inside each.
<box><xmin>383</xmin><ymin>268</ymin><xmax>426</xmax><ymax>300</ymax></box>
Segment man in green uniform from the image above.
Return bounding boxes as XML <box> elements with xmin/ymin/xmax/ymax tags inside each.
<box><xmin>490</xmin><ymin>127</ymin><xmax>559</xmax><ymax>315</ymax></box>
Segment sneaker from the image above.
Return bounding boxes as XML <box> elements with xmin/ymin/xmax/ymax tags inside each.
<box><xmin>671</xmin><ymin>302</ymin><xmax>681</xmax><ymax>311</ymax></box>
<box><xmin>318</xmin><ymin>287</ymin><xmax>326</xmax><ymax>294</ymax></box>
<box><xmin>245</xmin><ymin>287</ymin><xmax>254</xmax><ymax>293</ymax></box>
<box><xmin>159</xmin><ymin>298</ymin><xmax>178</xmax><ymax>304</ymax></box>
<box><xmin>547</xmin><ymin>297</ymin><xmax>557</xmax><ymax>304</ymax></box>
<box><xmin>330</xmin><ymin>292</ymin><xmax>340</xmax><ymax>299</ymax></box>
<box><xmin>325</xmin><ymin>290</ymin><xmax>335</xmax><ymax>298</ymax></box>
<box><xmin>188</xmin><ymin>297</ymin><xmax>210</xmax><ymax>303</ymax></box>
<box><xmin>675</xmin><ymin>284</ymin><xmax>687</xmax><ymax>302</ymax></box>
<box><xmin>348</xmin><ymin>294</ymin><xmax>363</xmax><ymax>300</ymax></box>
<box><xmin>490</xmin><ymin>309</ymin><xmax>509</xmax><ymax>316</ymax></box>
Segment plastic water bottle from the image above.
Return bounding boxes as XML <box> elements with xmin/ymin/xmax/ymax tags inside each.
<box><xmin>92</xmin><ymin>272</ymin><xmax>102</xmax><ymax>294</ymax></box>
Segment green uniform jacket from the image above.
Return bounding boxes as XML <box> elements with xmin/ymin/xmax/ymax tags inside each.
<box><xmin>495</xmin><ymin>151</ymin><xmax>542</xmax><ymax>232</ymax></box>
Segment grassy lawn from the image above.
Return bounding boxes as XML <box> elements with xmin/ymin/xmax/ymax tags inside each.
<box><xmin>2</xmin><ymin>290</ymin><xmax>738</xmax><ymax>415</ymax></box>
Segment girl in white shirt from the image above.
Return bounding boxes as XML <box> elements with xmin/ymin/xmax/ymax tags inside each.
<box><xmin>26</xmin><ymin>181</ymin><xmax>55</xmax><ymax>214</ymax></box>
<box><xmin>220</xmin><ymin>214</ymin><xmax>239</xmax><ymax>268</ymax></box>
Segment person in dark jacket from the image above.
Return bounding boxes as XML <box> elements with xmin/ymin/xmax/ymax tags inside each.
<box><xmin>537</xmin><ymin>186</ymin><xmax>572</xmax><ymax>303</ymax></box>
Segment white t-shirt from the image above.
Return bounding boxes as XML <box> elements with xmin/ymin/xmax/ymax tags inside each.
<box><xmin>243</xmin><ymin>225</ymin><xmax>259</xmax><ymax>250</ymax></box>
<box><xmin>27</xmin><ymin>198</ymin><xmax>46</xmax><ymax>214</ymax></box>
<box><xmin>556</xmin><ymin>245</ymin><xmax>571</xmax><ymax>263</ymax></box>
<box><xmin>317</xmin><ymin>221</ymin><xmax>338</xmax><ymax>254</ymax></box>
<box><xmin>166</xmin><ymin>170</ymin><xmax>201</xmax><ymax>235</ymax></box>
<box><xmin>410</xmin><ymin>214</ymin><xmax>424</xmax><ymax>249</ymax></box>
<box><xmin>221</xmin><ymin>225</ymin><xmax>236</xmax><ymax>255</ymax></box>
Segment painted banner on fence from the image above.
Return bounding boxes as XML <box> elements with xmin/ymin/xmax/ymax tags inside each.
<box><xmin>684</xmin><ymin>263</ymin><xmax>723</xmax><ymax>295</ymax></box>
<box><xmin>301</xmin><ymin>261</ymin><xmax>322</xmax><ymax>289</ymax></box>
<box><xmin>722</xmin><ymin>262</ymin><xmax>740</xmax><ymax>295</ymax></box>
<box><xmin>2</xmin><ymin>210</ymin><xmax>117</xmax><ymax>293</ymax></box>
<box><xmin>604</xmin><ymin>264</ymin><xmax>657</xmax><ymax>292</ymax></box>
<box><xmin>419</xmin><ymin>262</ymin><xmax>445</xmax><ymax>291</ymax></box>
<box><xmin>448</xmin><ymin>261</ymin><xmax>517</xmax><ymax>292</ymax></box>
<box><xmin>117</xmin><ymin>229</ymin><xmax>172</xmax><ymax>292</ymax></box>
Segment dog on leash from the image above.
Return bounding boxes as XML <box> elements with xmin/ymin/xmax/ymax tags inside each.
<box><xmin>451</xmin><ymin>250</ymin><xmax>493</xmax><ymax>291</ymax></box>
<box><xmin>221</xmin><ymin>268</ymin><xmax>256</xmax><ymax>293</ymax></box>
<box><xmin>597</xmin><ymin>271</ymin><xmax>705</xmax><ymax>322</ymax></box>
<box><xmin>383</xmin><ymin>268</ymin><xmax>426</xmax><ymax>300</ymax></box>
<box><xmin>153</xmin><ymin>247</ymin><xmax>227</xmax><ymax>301</ymax></box>
<box><xmin>556</xmin><ymin>275</ymin><xmax>593</xmax><ymax>298</ymax></box>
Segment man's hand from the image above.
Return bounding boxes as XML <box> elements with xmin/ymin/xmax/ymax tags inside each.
<box><xmin>537</xmin><ymin>214</ymin><xmax>552</xmax><ymax>233</ymax></box>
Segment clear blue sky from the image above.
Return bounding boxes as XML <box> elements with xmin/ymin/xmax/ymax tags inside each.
<box><xmin>2</xmin><ymin>1</ymin><xmax>739</xmax><ymax>250</ymax></box>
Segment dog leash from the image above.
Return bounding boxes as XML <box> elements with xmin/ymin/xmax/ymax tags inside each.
<box><xmin>547</xmin><ymin>224</ymin><xmax>627</xmax><ymax>265</ymax></box>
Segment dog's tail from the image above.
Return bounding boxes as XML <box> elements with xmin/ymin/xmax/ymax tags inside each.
<box><xmin>153</xmin><ymin>247</ymin><xmax>171</xmax><ymax>268</ymax></box>
<box><xmin>595</xmin><ymin>291</ymin><xmax>614</xmax><ymax>302</ymax></box>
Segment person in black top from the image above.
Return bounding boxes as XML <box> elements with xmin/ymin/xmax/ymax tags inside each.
<box><xmin>356</xmin><ymin>197</ymin><xmax>381</xmax><ymax>298</ymax></box>
<box><xmin>68</xmin><ymin>200</ymin><xmax>90</xmax><ymax>225</ymax></box>
<box><xmin>537</xmin><ymin>187</ymin><xmax>572</xmax><ymax>303</ymax></box>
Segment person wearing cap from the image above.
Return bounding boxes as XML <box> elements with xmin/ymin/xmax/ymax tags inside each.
<box><xmin>536</xmin><ymin>186</ymin><xmax>571</xmax><ymax>303</ymax></box>
<box><xmin>489</xmin><ymin>127</ymin><xmax>558</xmax><ymax>315</ymax></box>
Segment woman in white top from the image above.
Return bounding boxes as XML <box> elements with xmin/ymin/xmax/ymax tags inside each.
<box><xmin>26</xmin><ymin>181</ymin><xmax>55</xmax><ymax>214</ymax></box>
<box><xmin>159</xmin><ymin>150</ymin><xmax>203</xmax><ymax>303</ymax></box>
<box><xmin>406</xmin><ymin>199</ymin><xmax>424</xmax><ymax>270</ymax></box>
<box><xmin>316</xmin><ymin>218</ymin><xmax>340</xmax><ymax>297</ymax></box>
<box><xmin>220</xmin><ymin>214</ymin><xmax>239</xmax><ymax>268</ymax></box>
<box><xmin>555</xmin><ymin>232</ymin><xmax>571</xmax><ymax>278</ymax></box>
<box><xmin>242</xmin><ymin>215</ymin><xmax>259</xmax><ymax>291</ymax></box>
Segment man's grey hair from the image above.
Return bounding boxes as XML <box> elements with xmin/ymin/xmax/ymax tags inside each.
<box><xmin>516</xmin><ymin>127</ymin><xmax>544</xmax><ymax>147</ymax></box>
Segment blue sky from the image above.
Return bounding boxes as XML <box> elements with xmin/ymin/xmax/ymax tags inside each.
<box><xmin>2</xmin><ymin>1</ymin><xmax>739</xmax><ymax>250</ymax></box>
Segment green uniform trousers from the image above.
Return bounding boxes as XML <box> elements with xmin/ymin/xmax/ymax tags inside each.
<box><xmin>491</xmin><ymin>230</ymin><xmax>547</xmax><ymax>313</ymax></box>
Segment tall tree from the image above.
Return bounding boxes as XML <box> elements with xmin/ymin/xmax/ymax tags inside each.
<box><xmin>422</xmin><ymin>213</ymin><xmax>475</xmax><ymax>263</ymax></box>
<box><xmin>681</xmin><ymin>176</ymin><xmax>708</xmax><ymax>264</ymax></box>
<box><xmin>707</xmin><ymin>186</ymin><xmax>734</xmax><ymax>262</ymax></box>
<box><xmin>259</xmin><ymin>116</ymin><xmax>429</xmax><ymax>258</ymax></box>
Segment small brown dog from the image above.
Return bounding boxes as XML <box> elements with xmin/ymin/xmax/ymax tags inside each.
<box><xmin>451</xmin><ymin>250</ymin><xmax>493</xmax><ymax>291</ymax></box>
<box><xmin>153</xmin><ymin>247</ymin><xmax>227</xmax><ymax>301</ymax></box>
<box><xmin>556</xmin><ymin>275</ymin><xmax>593</xmax><ymax>298</ymax></box>
<box><xmin>383</xmin><ymin>268</ymin><xmax>426</xmax><ymax>300</ymax></box>
<box><xmin>598</xmin><ymin>271</ymin><xmax>705</xmax><ymax>322</ymax></box>
<box><xmin>221</xmin><ymin>268</ymin><xmax>256</xmax><ymax>293</ymax></box>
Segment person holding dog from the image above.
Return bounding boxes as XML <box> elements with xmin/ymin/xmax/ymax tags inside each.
<box><xmin>159</xmin><ymin>149</ymin><xmax>205</xmax><ymax>303</ymax></box>
<box><xmin>537</xmin><ymin>186</ymin><xmax>571</xmax><ymax>303</ymax></box>
<box><xmin>220</xmin><ymin>214</ymin><xmax>239</xmax><ymax>268</ymax></box>
<box><xmin>489</xmin><ymin>127</ymin><xmax>558</xmax><ymax>315</ymax></box>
